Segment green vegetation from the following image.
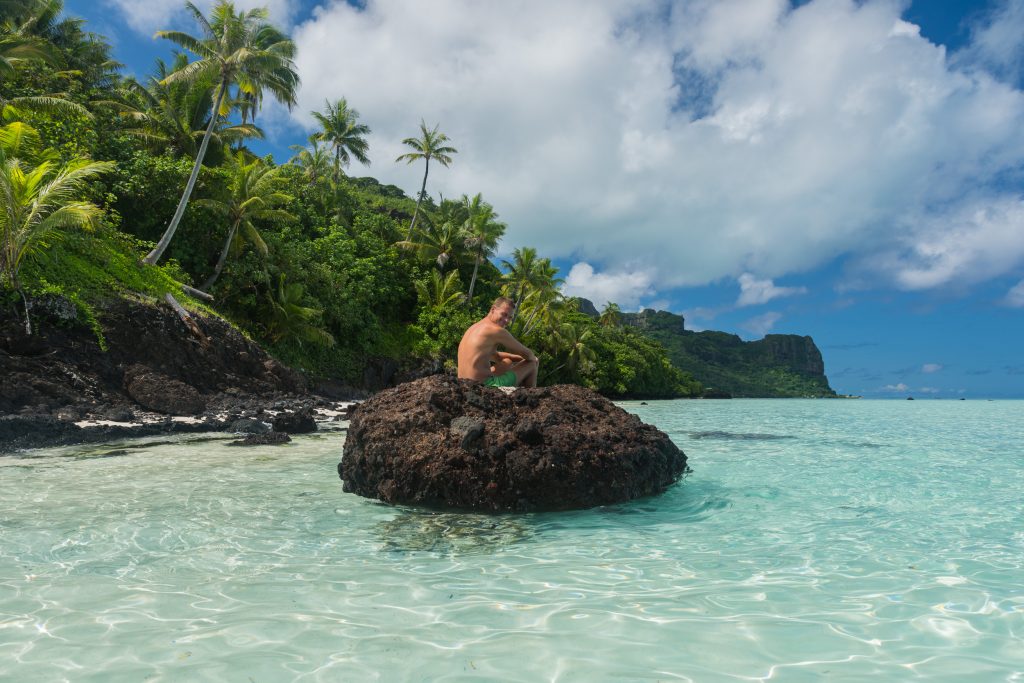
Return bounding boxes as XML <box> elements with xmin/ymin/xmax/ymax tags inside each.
<box><xmin>0</xmin><ymin>0</ymin><xmax>698</xmax><ymax>398</ymax></box>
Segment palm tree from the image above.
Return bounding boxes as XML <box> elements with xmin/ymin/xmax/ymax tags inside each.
<box><xmin>311</xmin><ymin>98</ymin><xmax>370</xmax><ymax>182</ymax></box>
<box><xmin>265</xmin><ymin>273</ymin><xmax>334</xmax><ymax>347</ymax></box>
<box><xmin>551</xmin><ymin>321</ymin><xmax>596</xmax><ymax>378</ymax></box>
<box><xmin>0</xmin><ymin>0</ymin><xmax>91</xmax><ymax>121</ymax></box>
<box><xmin>191</xmin><ymin>151</ymin><xmax>294</xmax><ymax>290</ymax></box>
<box><xmin>501</xmin><ymin>247</ymin><xmax>544</xmax><ymax>313</ymax></box>
<box><xmin>116</xmin><ymin>54</ymin><xmax>262</xmax><ymax>159</ymax></box>
<box><xmin>459</xmin><ymin>193</ymin><xmax>505</xmax><ymax>303</ymax></box>
<box><xmin>397</xmin><ymin>219</ymin><xmax>466</xmax><ymax>271</ymax></box>
<box><xmin>0</xmin><ymin>126</ymin><xmax>114</xmax><ymax>332</ymax></box>
<box><xmin>502</xmin><ymin>252</ymin><xmax>563</xmax><ymax>335</ymax></box>
<box><xmin>599</xmin><ymin>302</ymin><xmax>621</xmax><ymax>328</ymax></box>
<box><xmin>415</xmin><ymin>269</ymin><xmax>464</xmax><ymax>311</ymax></box>
<box><xmin>288</xmin><ymin>135</ymin><xmax>332</xmax><ymax>184</ymax></box>
<box><xmin>0</xmin><ymin>20</ymin><xmax>57</xmax><ymax>80</ymax></box>
<box><xmin>2</xmin><ymin>0</ymin><xmax>121</xmax><ymax>93</ymax></box>
<box><xmin>395</xmin><ymin>120</ymin><xmax>456</xmax><ymax>239</ymax></box>
<box><xmin>143</xmin><ymin>0</ymin><xmax>299</xmax><ymax>266</ymax></box>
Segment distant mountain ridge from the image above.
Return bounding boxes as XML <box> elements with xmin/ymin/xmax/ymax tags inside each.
<box><xmin>576</xmin><ymin>302</ymin><xmax>836</xmax><ymax>398</ymax></box>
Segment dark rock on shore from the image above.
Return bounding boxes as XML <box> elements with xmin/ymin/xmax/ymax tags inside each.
<box><xmin>338</xmin><ymin>375</ymin><xmax>688</xmax><ymax>512</ymax></box>
<box><xmin>125</xmin><ymin>365</ymin><xmax>206</xmax><ymax>415</ymax></box>
<box><xmin>0</xmin><ymin>294</ymin><xmax>357</xmax><ymax>452</ymax></box>
<box><xmin>0</xmin><ymin>413</ymin><xmax>232</xmax><ymax>452</ymax></box>
<box><xmin>271</xmin><ymin>405</ymin><xmax>317</xmax><ymax>434</ymax></box>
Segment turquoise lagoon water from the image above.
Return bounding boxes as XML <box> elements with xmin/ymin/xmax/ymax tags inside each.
<box><xmin>1</xmin><ymin>399</ymin><xmax>1022</xmax><ymax>682</ymax></box>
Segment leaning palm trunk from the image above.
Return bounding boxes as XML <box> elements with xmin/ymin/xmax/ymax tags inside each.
<box><xmin>18</xmin><ymin>289</ymin><xmax>31</xmax><ymax>336</ymax></box>
<box><xmin>466</xmin><ymin>253</ymin><xmax>482</xmax><ymax>303</ymax></box>
<box><xmin>201</xmin><ymin>220</ymin><xmax>238</xmax><ymax>290</ymax></box>
<box><xmin>406</xmin><ymin>158</ymin><xmax>429</xmax><ymax>240</ymax></box>
<box><xmin>143</xmin><ymin>82</ymin><xmax>227</xmax><ymax>265</ymax></box>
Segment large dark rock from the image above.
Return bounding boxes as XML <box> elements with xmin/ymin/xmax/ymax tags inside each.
<box><xmin>124</xmin><ymin>365</ymin><xmax>205</xmax><ymax>416</ymax></box>
<box><xmin>338</xmin><ymin>375</ymin><xmax>688</xmax><ymax>512</ymax></box>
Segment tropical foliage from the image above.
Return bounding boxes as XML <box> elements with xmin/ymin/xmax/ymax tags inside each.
<box><xmin>0</xmin><ymin>0</ymin><xmax>702</xmax><ymax>398</ymax></box>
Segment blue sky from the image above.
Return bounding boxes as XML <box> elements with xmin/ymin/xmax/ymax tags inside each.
<box><xmin>64</xmin><ymin>0</ymin><xmax>1024</xmax><ymax>398</ymax></box>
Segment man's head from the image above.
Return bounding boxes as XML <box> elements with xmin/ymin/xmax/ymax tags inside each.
<box><xmin>488</xmin><ymin>297</ymin><xmax>515</xmax><ymax>327</ymax></box>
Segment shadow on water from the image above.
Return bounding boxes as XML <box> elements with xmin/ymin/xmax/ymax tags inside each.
<box><xmin>688</xmin><ymin>430</ymin><xmax>797</xmax><ymax>441</ymax></box>
<box><xmin>374</xmin><ymin>511</ymin><xmax>534</xmax><ymax>556</ymax></box>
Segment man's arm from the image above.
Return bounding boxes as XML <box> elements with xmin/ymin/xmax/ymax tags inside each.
<box><xmin>493</xmin><ymin>350</ymin><xmax>524</xmax><ymax>362</ymax></box>
<box><xmin>494</xmin><ymin>329</ymin><xmax>538</xmax><ymax>361</ymax></box>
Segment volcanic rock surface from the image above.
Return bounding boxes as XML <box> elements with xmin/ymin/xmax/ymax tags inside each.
<box><xmin>338</xmin><ymin>375</ymin><xmax>688</xmax><ymax>511</ymax></box>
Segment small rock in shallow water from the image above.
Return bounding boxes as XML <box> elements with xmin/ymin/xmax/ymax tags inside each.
<box><xmin>229</xmin><ymin>417</ymin><xmax>270</xmax><ymax>434</ymax></box>
<box><xmin>272</xmin><ymin>406</ymin><xmax>316</xmax><ymax>434</ymax></box>
<box><xmin>228</xmin><ymin>431</ymin><xmax>291</xmax><ymax>446</ymax></box>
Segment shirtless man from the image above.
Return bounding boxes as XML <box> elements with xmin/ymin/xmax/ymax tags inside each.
<box><xmin>457</xmin><ymin>297</ymin><xmax>539</xmax><ymax>388</ymax></box>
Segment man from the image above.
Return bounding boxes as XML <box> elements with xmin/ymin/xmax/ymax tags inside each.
<box><xmin>457</xmin><ymin>297</ymin><xmax>539</xmax><ymax>388</ymax></box>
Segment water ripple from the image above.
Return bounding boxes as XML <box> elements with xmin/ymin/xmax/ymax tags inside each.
<box><xmin>2</xmin><ymin>401</ymin><xmax>1024</xmax><ymax>680</ymax></box>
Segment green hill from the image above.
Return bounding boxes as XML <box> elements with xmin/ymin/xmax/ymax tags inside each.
<box><xmin>618</xmin><ymin>309</ymin><xmax>837</xmax><ymax>398</ymax></box>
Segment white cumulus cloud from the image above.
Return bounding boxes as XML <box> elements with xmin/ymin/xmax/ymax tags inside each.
<box><xmin>736</xmin><ymin>273</ymin><xmax>807</xmax><ymax>306</ymax></box>
<box><xmin>846</xmin><ymin>197</ymin><xmax>1024</xmax><ymax>291</ymax></box>
<box><xmin>921</xmin><ymin>363</ymin><xmax>942</xmax><ymax>373</ymax></box>
<box><xmin>956</xmin><ymin>0</ymin><xmax>1024</xmax><ymax>82</ymax></box>
<box><xmin>561</xmin><ymin>262</ymin><xmax>655</xmax><ymax>311</ymax></box>
<box><xmin>740</xmin><ymin>311</ymin><xmax>782</xmax><ymax>337</ymax></box>
<box><xmin>284</xmin><ymin>0</ymin><xmax>1024</xmax><ymax>295</ymax></box>
<box><xmin>1005</xmin><ymin>279</ymin><xmax>1024</xmax><ymax>306</ymax></box>
<box><xmin>883</xmin><ymin>382</ymin><xmax>910</xmax><ymax>392</ymax></box>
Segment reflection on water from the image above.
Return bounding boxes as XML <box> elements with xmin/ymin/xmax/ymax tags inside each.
<box><xmin>375</xmin><ymin>510</ymin><xmax>534</xmax><ymax>555</ymax></box>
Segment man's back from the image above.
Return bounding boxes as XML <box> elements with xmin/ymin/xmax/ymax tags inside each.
<box><xmin>457</xmin><ymin>319</ymin><xmax>500</xmax><ymax>381</ymax></box>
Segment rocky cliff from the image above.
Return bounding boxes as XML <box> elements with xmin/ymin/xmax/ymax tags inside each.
<box><xmin>616</xmin><ymin>308</ymin><xmax>835</xmax><ymax>398</ymax></box>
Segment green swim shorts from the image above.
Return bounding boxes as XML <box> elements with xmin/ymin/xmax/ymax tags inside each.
<box><xmin>484</xmin><ymin>370</ymin><xmax>517</xmax><ymax>388</ymax></box>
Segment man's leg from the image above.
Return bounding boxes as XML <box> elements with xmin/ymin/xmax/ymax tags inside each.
<box><xmin>510</xmin><ymin>358</ymin><xmax>539</xmax><ymax>387</ymax></box>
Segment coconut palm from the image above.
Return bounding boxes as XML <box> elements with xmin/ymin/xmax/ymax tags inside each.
<box><xmin>143</xmin><ymin>0</ymin><xmax>299</xmax><ymax>265</ymax></box>
<box><xmin>264</xmin><ymin>273</ymin><xmax>334</xmax><ymax>347</ymax></box>
<box><xmin>397</xmin><ymin>219</ymin><xmax>466</xmax><ymax>271</ymax></box>
<box><xmin>551</xmin><ymin>321</ymin><xmax>596</xmax><ymax>378</ymax></box>
<box><xmin>2</xmin><ymin>0</ymin><xmax>120</xmax><ymax>92</ymax></box>
<box><xmin>0</xmin><ymin>129</ymin><xmax>113</xmax><ymax>332</ymax></box>
<box><xmin>116</xmin><ymin>54</ymin><xmax>262</xmax><ymax>159</ymax></box>
<box><xmin>415</xmin><ymin>269</ymin><xmax>464</xmax><ymax>311</ymax></box>
<box><xmin>503</xmin><ymin>254</ymin><xmax>563</xmax><ymax>335</ymax></box>
<box><xmin>288</xmin><ymin>135</ymin><xmax>332</xmax><ymax>184</ymax></box>
<box><xmin>0</xmin><ymin>0</ymin><xmax>91</xmax><ymax>120</ymax></box>
<box><xmin>501</xmin><ymin>246</ymin><xmax>546</xmax><ymax>314</ymax></box>
<box><xmin>191</xmin><ymin>151</ymin><xmax>294</xmax><ymax>290</ymax></box>
<box><xmin>395</xmin><ymin>120</ymin><xmax>456</xmax><ymax>239</ymax></box>
<box><xmin>311</xmin><ymin>98</ymin><xmax>370</xmax><ymax>182</ymax></box>
<box><xmin>459</xmin><ymin>193</ymin><xmax>505</xmax><ymax>303</ymax></box>
<box><xmin>0</xmin><ymin>21</ymin><xmax>56</xmax><ymax>80</ymax></box>
<box><xmin>599</xmin><ymin>302</ymin><xmax>621</xmax><ymax>328</ymax></box>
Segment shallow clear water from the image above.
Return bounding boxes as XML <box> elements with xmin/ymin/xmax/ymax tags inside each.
<box><xmin>2</xmin><ymin>400</ymin><xmax>1023</xmax><ymax>682</ymax></box>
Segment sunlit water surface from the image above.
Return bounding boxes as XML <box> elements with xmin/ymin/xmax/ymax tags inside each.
<box><xmin>2</xmin><ymin>400</ymin><xmax>1023</xmax><ymax>681</ymax></box>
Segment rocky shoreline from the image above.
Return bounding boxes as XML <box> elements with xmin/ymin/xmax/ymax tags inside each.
<box><xmin>1</xmin><ymin>294</ymin><xmax>360</xmax><ymax>453</ymax></box>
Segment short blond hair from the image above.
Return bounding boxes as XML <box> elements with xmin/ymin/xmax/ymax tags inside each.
<box><xmin>491</xmin><ymin>296</ymin><xmax>515</xmax><ymax>310</ymax></box>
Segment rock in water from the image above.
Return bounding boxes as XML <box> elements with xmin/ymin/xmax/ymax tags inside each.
<box><xmin>271</xmin><ymin>406</ymin><xmax>317</xmax><ymax>434</ymax></box>
<box><xmin>338</xmin><ymin>375</ymin><xmax>688</xmax><ymax>512</ymax></box>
